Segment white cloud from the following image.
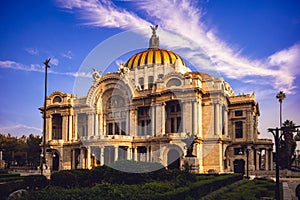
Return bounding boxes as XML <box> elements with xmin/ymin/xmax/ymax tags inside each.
<box><xmin>62</xmin><ymin>50</ymin><xmax>74</xmax><ymax>59</ymax></box>
<box><xmin>0</xmin><ymin>60</ymin><xmax>44</xmax><ymax>72</ymax></box>
<box><xmin>56</xmin><ymin>0</ymin><xmax>150</xmax><ymax>31</ymax></box>
<box><xmin>0</xmin><ymin>60</ymin><xmax>92</xmax><ymax>78</ymax></box>
<box><xmin>25</xmin><ymin>48</ymin><xmax>39</xmax><ymax>55</ymax></box>
<box><xmin>56</xmin><ymin>0</ymin><xmax>300</xmax><ymax>93</ymax></box>
<box><xmin>50</xmin><ymin>57</ymin><xmax>59</xmax><ymax>66</ymax></box>
<box><xmin>0</xmin><ymin>124</ymin><xmax>42</xmax><ymax>136</ymax></box>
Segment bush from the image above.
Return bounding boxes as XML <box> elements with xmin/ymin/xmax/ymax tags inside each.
<box><xmin>51</xmin><ymin>170</ymin><xmax>77</xmax><ymax>188</ymax></box>
<box><xmin>23</xmin><ymin>175</ymin><xmax>48</xmax><ymax>190</ymax></box>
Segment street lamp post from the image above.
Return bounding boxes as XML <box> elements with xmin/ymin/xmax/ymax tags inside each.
<box><xmin>40</xmin><ymin>58</ymin><xmax>51</xmax><ymax>176</ymax></box>
<box><xmin>276</xmin><ymin>91</ymin><xmax>286</xmax><ymax>127</ymax></box>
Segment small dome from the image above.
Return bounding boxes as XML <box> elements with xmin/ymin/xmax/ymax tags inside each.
<box><xmin>124</xmin><ymin>48</ymin><xmax>186</xmax><ymax>69</ymax></box>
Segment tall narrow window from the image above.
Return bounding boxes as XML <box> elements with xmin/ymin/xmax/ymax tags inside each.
<box><xmin>165</xmin><ymin>100</ymin><xmax>182</xmax><ymax>133</ymax></box>
<box><xmin>235</xmin><ymin>121</ymin><xmax>243</xmax><ymax>138</ymax></box>
<box><xmin>139</xmin><ymin>77</ymin><xmax>144</xmax><ymax>90</ymax></box>
<box><xmin>52</xmin><ymin>114</ymin><xmax>62</xmax><ymax>139</ymax></box>
<box><xmin>115</xmin><ymin>122</ymin><xmax>119</xmax><ymax>135</ymax></box>
<box><xmin>108</xmin><ymin>123</ymin><xmax>113</xmax><ymax>135</ymax></box>
<box><xmin>148</xmin><ymin>76</ymin><xmax>154</xmax><ymax>90</ymax></box>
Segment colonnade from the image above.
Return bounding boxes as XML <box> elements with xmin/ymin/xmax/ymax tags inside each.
<box><xmin>77</xmin><ymin>145</ymin><xmax>153</xmax><ymax>169</ymax></box>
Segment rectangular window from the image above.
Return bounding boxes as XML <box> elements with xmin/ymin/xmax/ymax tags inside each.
<box><xmin>148</xmin><ymin>76</ymin><xmax>154</xmax><ymax>90</ymax></box>
<box><xmin>235</xmin><ymin>110</ymin><xmax>243</xmax><ymax>116</ymax></box>
<box><xmin>108</xmin><ymin>123</ymin><xmax>113</xmax><ymax>135</ymax></box>
<box><xmin>115</xmin><ymin>122</ymin><xmax>119</xmax><ymax>135</ymax></box>
<box><xmin>139</xmin><ymin>77</ymin><xmax>144</xmax><ymax>90</ymax></box>
<box><xmin>235</xmin><ymin>121</ymin><xmax>243</xmax><ymax>138</ymax></box>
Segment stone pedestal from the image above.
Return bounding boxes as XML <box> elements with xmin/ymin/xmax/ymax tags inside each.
<box><xmin>183</xmin><ymin>157</ymin><xmax>199</xmax><ymax>173</ymax></box>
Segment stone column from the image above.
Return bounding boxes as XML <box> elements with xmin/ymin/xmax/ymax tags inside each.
<box><xmin>127</xmin><ymin>147</ymin><xmax>132</xmax><ymax>160</ymax></box>
<box><xmin>219</xmin><ymin>141</ymin><xmax>223</xmax><ymax>173</ymax></box>
<box><xmin>87</xmin><ymin>113</ymin><xmax>95</xmax><ymax>137</ymax></box>
<box><xmin>100</xmin><ymin>147</ymin><xmax>104</xmax><ymax>166</ymax></box>
<box><xmin>134</xmin><ymin>147</ymin><xmax>138</xmax><ymax>161</ymax></box>
<box><xmin>265</xmin><ymin>149</ymin><xmax>269</xmax><ymax>171</ymax></box>
<box><xmin>73</xmin><ymin>114</ymin><xmax>78</xmax><ymax>141</ymax></box>
<box><xmin>114</xmin><ymin>146</ymin><xmax>119</xmax><ymax>161</ymax></box>
<box><xmin>80</xmin><ymin>148</ymin><xmax>85</xmax><ymax>169</ymax></box>
<box><xmin>126</xmin><ymin>111</ymin><xmax>130</xmax><ymax>135</ymax></box>
<box><xmin>103</xmin><ymin>114</ymin><xmax>106</xmax><ymax>135</ymax></box>
<box><xmin>214</xmin><ymin>102</ymin><xmax>220</xmax><ymax>136</ymax></box>
<box><xmin>224</xmin><ymin>108</ymin><xmax>228</xmax><ymax>136</ymax></box>
<box><xmin>94</xmin><ymin>113</ymin><xmax>98</xmax><ymax>136</ymax></box>
<box><xmin>87</xmin><ymin>146</ymin><xmax>91</xmax><ymax>169</ymax></box>
<box><xmin>46</xmin><ymin>115</ymin><xmax>52</xmax><ymax>141</ymax></box>
<box><xmin>148</xmin><ymin>146</ymin><xmax>151</xmax><ymax>162</ymax></box>
<box><xmin>151</xmin><ymin>105</ymin><xmax>155</xmax><ymax>136</ymax></box>
<box><xmin>192</xmin><ymin>101</ymin><xmax>197</xmax><ymax>135</ymax></box>
<box><xmin>130</xmin><ymin>107</ymin><xmax>137</xmax><ymax>136</ymax></box>
<box><xmin>197</xmin><ymin>100</ymin><xmax>202</xmax><ymax>137</ymax></box>
<box><xmin>99</xmin><ymin>111</ymin><xmax>103</xmax><ymax>135</ymax></box>
<box><xmin>62</xmin><ymin>114</ymin><xmax>69</xmax><ymax>141</ymax></box>
<box><xmin>68</xmin><ymin>115</ymin><xmax>73</xmax><ymax>141</ymax></box>
<box><xmin>161</xmin><ymin>103</ymin><xmax>166</xmax><ymax>135</ymax></box>
<box><xmin>155</xmin><ymin>104</ymin><xmax>162</xmax><ymax>136</ymax></box>
<box><xmin>255</xmin><ymin>149</ymin><xmax>260</xmax><ymax>171</ymax></box>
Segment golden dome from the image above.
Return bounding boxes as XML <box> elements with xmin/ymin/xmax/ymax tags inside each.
<box><xmin>124</xmin><ymin>48</ymin><xmax>186</xmax><ymax>69</ymax></box>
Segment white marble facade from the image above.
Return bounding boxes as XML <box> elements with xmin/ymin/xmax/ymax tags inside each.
<box><xmin>41</xmin><ymin>28</ymin><xmax>273</xmax><ymax>174</ymax></box>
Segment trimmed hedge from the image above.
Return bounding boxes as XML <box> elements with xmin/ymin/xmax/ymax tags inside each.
<box><xmin>50</xmin><ymin>162</ymin><xmax>197</xmax><ymax>188</ymax></box>
<box><xmin>23</xmin><ymin>175</ymin><xmax>48</xmax><ymax>190</ymax></box>
<box><xmin>21</xmin><ymin>173</ymin><xmax>243</xmax><ymax>200</ymax></box>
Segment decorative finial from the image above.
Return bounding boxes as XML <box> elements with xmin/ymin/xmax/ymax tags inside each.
<box><xmin>118</xmin><ymin>62</ymin><xmax>129</xmax><ymax>77</ymax></box>
<box><xmin>92</xmin><ymin>68</ymin><xmax>102</xmax><ymax>80</ymax></box>
<box><xmin>150</xmin><ymin>25</ymin><xmax>158</xmax><ymax>35</ymax></box>
<box><xmin>149</xmin><ymin>25</ymin><xmax>159</xmax><ymax>49</ymax></box>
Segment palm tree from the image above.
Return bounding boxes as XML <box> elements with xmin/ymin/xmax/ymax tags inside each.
<box><xmin>276</xmin><ymin>91</ymin><xmax>286</xmax><ymax>127</ymax></box>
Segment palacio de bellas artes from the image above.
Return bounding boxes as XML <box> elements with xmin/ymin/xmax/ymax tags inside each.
<box><xmin>40</xmin><ymin>26</ymin><xmax>273</xmax><ymax>176</ymax></box>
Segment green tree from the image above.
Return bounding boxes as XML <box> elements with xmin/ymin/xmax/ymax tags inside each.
<box><xmin>0</xmin><ymin>133</ymin><xmax>41</xmax><ymax>168</ymax></box>
<box><xmin>26</xmin><ymin>134</ymin><xmax>42</xmax><ymax>167</ymax></box>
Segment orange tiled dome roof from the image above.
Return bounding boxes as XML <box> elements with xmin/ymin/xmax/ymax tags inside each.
<box><xmin>124</xmin><ymin>48</ymin><xmax>186</xmax><ymax>69</ymax></box>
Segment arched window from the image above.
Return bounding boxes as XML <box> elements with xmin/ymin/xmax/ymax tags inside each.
<box><xmin>166</xmin><ymin>78</ymin><xmax>181</xmax><ymax>87</ymax></box>
<box><xmin>53</xmin><ymin>96</ymin><xmax>62</xmax><ymax>103</ymax></box>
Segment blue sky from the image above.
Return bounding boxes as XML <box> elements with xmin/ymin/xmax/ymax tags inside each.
<box><xmin>0</xmin><ymin>0</ymin><xmax>300</xmax><ymax>140</ymax></box>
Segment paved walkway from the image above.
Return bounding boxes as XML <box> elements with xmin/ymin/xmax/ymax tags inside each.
<box><xmin>281</xmin><ymin>178</ymin><xmax>300</xmax><ymax>200</ymax></box>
